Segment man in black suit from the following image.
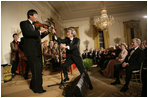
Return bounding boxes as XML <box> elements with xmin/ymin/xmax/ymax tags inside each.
<box><xmin>20</xmin><ymin>9</ymin><xmax>52</xmax><ymax>93</ymax></box>
<box><xmin>111</xmin><ymin>38</ymin><xmax>144</xmax><ymax>92</ymax></box>
<box><xmin>82</xmin><ymin>49</ymin><xmax>88</xmax><ymax>59</ymax></box>
<box><xmin>53</xmin><ymin>27</ymin><xmax>93</xmax><ymax>90</ymax></box>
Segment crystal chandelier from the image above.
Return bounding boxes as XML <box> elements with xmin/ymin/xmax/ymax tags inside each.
<box><xmin>95</xmin><ymin>8</ymin><xmax>114</xmax><ymax>30</ymax></box>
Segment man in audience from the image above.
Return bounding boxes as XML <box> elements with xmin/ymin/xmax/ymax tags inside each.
<box><xmin>111</xmin><ymin>38</ymin><xmax>144</xmax><ymax>92</ymax></box>
<box><xmin>10</xmin><ymin>33</ymin><xmax>19</xmax><ymax>78</ymax></box>
<box><xmin>88</xmin><ymin>48</ymin><xmax>94</xmax><ymax>59</ymax></box>
<box><xmin>43</xmin><ymin>40</ymin><xmax>52</xmax><ymax>67</ymax></box>
<box><xmin>51</xmin><ymin>42</ymin><xmax>59</xmax><ymax>72</ymax></box>
<box><xmin>82</xmin><ymin>49</ymin><xmax>88</xmax><ymax>59</ymax></box>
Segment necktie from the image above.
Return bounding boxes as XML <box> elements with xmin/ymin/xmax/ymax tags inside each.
<box><xmin>128</xmin><ymin>48</ymin><xmax>135</xmax><ymax>60</ymax></box>
<box><xmin>32</xmin><ymin>22</ymin><xmax>35</xmax><ymax>30</ymax></box>
<box><xmin>70</xmin><ymin>40</ymin><xmax>73</xmax><ymax>44</ymax></box>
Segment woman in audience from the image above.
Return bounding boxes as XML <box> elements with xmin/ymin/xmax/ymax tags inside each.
<box><xmin>102</xmin><ymin>43</ymin><xmax>128</xmax><ymax>78</ymax></box>
<box><xmin>51</xmin><ymin>42</ymin><xmax>59</xmax><ymax>72</ymax></box>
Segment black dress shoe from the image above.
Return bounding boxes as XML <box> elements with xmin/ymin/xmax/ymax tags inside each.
<box><xmin>120</xmin><ymin>86</ymin><xmax>128</xmax><ymax>92</ymax></box>
<box><xmin>37</xmin><ymin>90</ymin><xmax>46</xmax><ymax>93</ymax></box>
<box><xmin>33</xmin><ymin>90</ymin><xmax>46</xmax><ymax>93</ymax></box>
<box><xmin>89</xmin><ymin>85</ymin><xmax>93</xmax><ymax>90</ymax></box>
<box><xmin>64</xmin><ymin>77</ymin><xmax>69</xmax><ymax>82</ymax></box>
<box><xmin>111</xmin><ymin>80</ymin><xmax>121</xmax><ymax>85</ymax></box>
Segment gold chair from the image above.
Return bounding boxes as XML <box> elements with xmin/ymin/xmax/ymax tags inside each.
<box><xmin>131</xmin><ymin>62</ymin><xmax>143</xmax><ymax>83</ymax></box>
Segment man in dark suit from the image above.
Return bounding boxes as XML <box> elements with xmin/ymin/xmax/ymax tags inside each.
<box><xmin>82</xmin><ymin>49</ymin><xmax>88</xmax><ymax>59</ymax></box>
<box><xmin>10</xmin><ymin>33</ymin><xmax>19</xmax><ymax>78</ymax></box>
<box><xmin>111</xmin><ymin>38</ymin><xmax>144</xmax><ymax>92</ymax></box>
<box><xmin>53</xmin><ymin>27</ymin><xmax>93</xmax><ymax>90</ymax></box>
<box><xmin>20</xmin><ymin>9</ymin><xmax>52</xmax><ymax>93</ymax></box>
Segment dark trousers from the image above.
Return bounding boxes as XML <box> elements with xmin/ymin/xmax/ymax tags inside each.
<box><xmin>62</xmin><ymin>56</ymin><xmax>93</xmax><ymax>88</ymax></box>
<box><xmin>24</xmin><ymin>61</ymin><xmax>30</xmax><ymax>78</ymax></box>
<box><xmin>27</xmin><ymin>56</ymin><xmax>43</xmax><ymax>92</ymax></box>
<box><xmin>51</xmin><ymin>58</ymin><xmax>59</xmax><ymax>70</ymax></box>
<box><xmin>11</xmin><ymin>57</ymin><xmax>19</xmax><ymax>74</ymax></box>
<box><xmin>141</xmin><ymin>69</ymin><xmax>147</xmax><ymax>97</ymax></box>
<box><xmin>114</xmin><ymin>63</ymin><xmax>135</xmax><ymax>87</ymax></box>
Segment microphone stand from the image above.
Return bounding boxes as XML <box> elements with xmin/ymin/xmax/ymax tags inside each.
<box><xmin>47</xmin><ymin>36</ymin><xmax>69</xmax><ymax>89</ymax></box>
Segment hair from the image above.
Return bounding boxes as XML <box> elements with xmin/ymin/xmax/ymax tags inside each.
<box><xmin>67</xmin><ymin>27</ymin><xmax>76</xmax><ymax>37</ymax></box>
<box><xmin>133</xmin><ymin>38</ymin><xmax>141</xmax><ymax>45</ymax></box>
<box><xmin>121</xmin><ymin>43</ymin><xmax>127</xmax><ymax>48</ymax></box>
<box><xmin>13</xmin><ymin>33</ymin><xmax>18</xmax><ymax>37</ymax></box>
<box><xmin>27</xmin><ymin>9</ymin><xmax>38</xmax><ymax>19</ymax></box>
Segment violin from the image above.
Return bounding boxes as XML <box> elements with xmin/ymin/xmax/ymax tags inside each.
<box><xmin>34</xmin><ymin>21</ymin><xmax>56</xmax><ymax>34</ymax></box>
<box><xmin>33</xmin><ymin>22</ymin><xmax>51</xmax><ymax>29</ymax></box>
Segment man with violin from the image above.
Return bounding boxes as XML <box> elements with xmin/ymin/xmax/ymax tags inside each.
<box><xmin>20</xmin><ymin>9</ymin><xmax>53</xmax><ymax>93</ymax></box>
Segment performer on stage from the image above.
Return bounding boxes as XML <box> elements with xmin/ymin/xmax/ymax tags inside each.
<box><xmin>10</xmin><ymin>33</ymin><xmax>19</xmax><ymax>78</ymax></box>
<box><xmin>20</xmin><ymin>9</ymin><xmax>52</xmax><ymax>93</ymax></box>
<box><xmin>53</xmin><ymin>27</ymin><xmax>93</xmax><ymax>89</ymax></box>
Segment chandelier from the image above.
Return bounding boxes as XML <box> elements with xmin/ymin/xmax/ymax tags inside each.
<box><xmin>95</xmin><ymin>8</ymin><xmax>114</xmax><ymax>30</ymax></box>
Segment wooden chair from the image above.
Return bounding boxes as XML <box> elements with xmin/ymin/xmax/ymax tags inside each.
<box><xmin>131</xmin><ymin>62</ymin><xmax>143</xmax><ymax>83</ymax></box>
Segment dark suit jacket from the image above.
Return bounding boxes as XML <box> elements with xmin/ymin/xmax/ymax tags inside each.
<box><xmin>54</xmin><ymin>37</ymin><xmax>81</xmax><ymax>60</ymax></box>
<box><xmin>124</xmin><ymin>47</ymin><xmax>144</xmax><ymax>69</ymax></box>
<box><xmin>10</xmin><ymin>40</ymin><xmax>19</xmax><ymax>64</ymax></box>
<box><xmin>20</xmin><ymin>20</ymin><xmax>50</xmax><ymax>57</ymax></box>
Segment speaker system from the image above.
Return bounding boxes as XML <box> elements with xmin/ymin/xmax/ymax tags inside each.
<box><xmin>72</xmin><ymin>73</ymin><xmax>87</xmax><ymax>97</ymax></box>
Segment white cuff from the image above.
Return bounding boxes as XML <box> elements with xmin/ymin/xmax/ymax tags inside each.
<box><xmin>67</xmin><ymin>46</ymin><xmax>70</xmax><ymax>50</ymax></box>
<box><xmin>40</xmin><ymin>31</ymin><xmax>42</xmax><ymax>35</ymax></box>
<box><xmin>55</xmin><ymin>36</ymin><xmax>57</xmax><ymax>40</ymax></box>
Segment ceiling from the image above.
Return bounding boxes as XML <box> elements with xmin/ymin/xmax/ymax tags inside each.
<box><xmin>48</xmin><ymin>1</ymin><xmax>147</xmax><ymax>20</ymax></box>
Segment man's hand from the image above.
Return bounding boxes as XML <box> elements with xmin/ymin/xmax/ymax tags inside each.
<box><xmin>41</xmin><ymin>28</ymin><xmax>48</xmax><ymax>33</ymax></box>
<box><xmin>52</xmin><ymin>28</ymin><xmax>56</xmax><ymax>34</ymax></box>
<box><xmin>112</xmin><ymin>52</ymin><xmax>116</xmax><ymax>56</ymax></box>
<box><xmin>60</xmin><ymin>44</ymin><xmax>67</xmax><ymax>49</ymax></box>
<box><xmin>122</xmin><ymin>62</ymin><xmax>128</xmax><ymax>68</ymax></box>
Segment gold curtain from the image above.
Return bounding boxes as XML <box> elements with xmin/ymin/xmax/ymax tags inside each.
<box><xmin>94</xmin><ymin>33</ymin><xmax>100</xmax><ymax>49</ymax></box>
<box><xmin>93</xmin><ymin>27</ymin><xmax>100</xmax><ymax>49</ymax></box>
<box><xmin>123</xmin><ymin>20</ymin><xmax>142</xmax><ymax>46</ymax></box>
<box><xmin>124</xmin><ymin>23</ymin><xmax>131</xmax><ymax>46</ymax></box>
<box><xmin>64</xmin><ymin>27</ymin><xmax>79</xmax><ymax>38</ymax></box>
<box><xmin>93</xmin><ymin>27</ymin><xmax>109</xmax><ymax>49</ymax></box>
<box><xmin>103</xmin><ymin>30</ymin><xmax>110</xmax><ymax>48</ymax></box>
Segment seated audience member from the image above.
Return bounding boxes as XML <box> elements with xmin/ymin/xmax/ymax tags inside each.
<box><xmin>10</xmin><ymin>33</ymin><xmax>19</xmax><ymax>78</ymax></box>
<box><xmin>111</xmin><ymin>38</ymin><xmax>144</xmax><ymax>92</ymax></box>
<box><xmin>98</xmin><ymin>47</ymin><xmax>117</xmax><ymax>70</ymax></box>
<box><xmin>60</xmin><ymin>45</ymin><xmax>66</xmax><ymax>64</ymax></box>
<box><xmin>93</xmin><ymin>49</ymin><xmax>99</xmax><ymax>64</ymax></box>
<box><xmin>113</xmin><ymin>44</ymin><xmax>122</xmax><ymax>58</ymax></box>
<box><xmin>88</xmin><ymin>48</ymin><xmax>94</xmax><ymax>59</ymax></box>
<box><xmin>97</xmin><ymin>47</ymin><xmax>106</xmax><ymax>68</ymax></box>
<box><xmin>102</xmin><ymin>43</ymin><xmax>128</xmax><ymax>78</ymax></box>
<box><xmin>82</xmin><ymin>49</ymin><xmax>88</xmax><ymax>59</ymax></box>
<box><xmin>51</xmin><ymin>42</ymin><xmax>59</xmax><ymax>72</ymax></box>
<box><xmin>43</xmin><ymin>41</ymin><xmax>52</xmax><ymax>66</ymax></box>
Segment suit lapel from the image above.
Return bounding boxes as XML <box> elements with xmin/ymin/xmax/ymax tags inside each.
<box><xmin>130</xmin><ymin>48</ymin><xmax>139</xmax><ymax>59</ymax></box>
<box><xmin>71</xmin><ymin>38</ymin><xmax>75</xmax><ymax>45</ymax></box>
<box><xmin>27</xmin><ymin>20</ymin><xmax>35</xmax><ymax>31</ymax></box>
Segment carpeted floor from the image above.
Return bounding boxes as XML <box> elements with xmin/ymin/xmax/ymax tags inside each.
<box><xmin>1</xmin><ymin>66</ymin><xmax>142</xmax><ymax>97</ymax></box>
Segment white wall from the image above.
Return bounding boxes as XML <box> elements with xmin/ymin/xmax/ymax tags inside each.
<box><xmin>1</xmin><ymin>1</ymin><xmax>63</xmax><ymax>64</ymax></box>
